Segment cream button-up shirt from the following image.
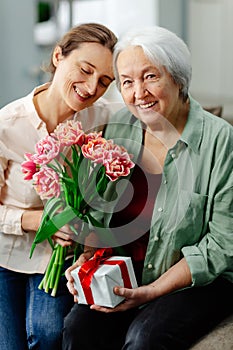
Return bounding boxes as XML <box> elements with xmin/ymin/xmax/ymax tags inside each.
<box><xmin>0</xmin><ymin>83</ymin><xmax>111</xmax><ymax>273</ymax></box>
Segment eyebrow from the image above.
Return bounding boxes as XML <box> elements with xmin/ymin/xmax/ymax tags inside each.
<box><xmin>119</xmin><ymin>65</ymin><xmax>160</xmax><ymax>79</ymax></box>
<box><xmin>82</xmin><ymin>60</ymin><xmax>114</xmax><ymax>82</ymax></box>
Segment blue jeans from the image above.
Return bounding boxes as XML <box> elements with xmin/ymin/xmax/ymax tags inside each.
<box><xmin>0</xmin><ymin>261</ymin><xmax>74</xmax><ymax>350</ymax></box>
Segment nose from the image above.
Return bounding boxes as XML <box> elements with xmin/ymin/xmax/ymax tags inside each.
<box><xmin>85</xmin><ymin>76</ymin><xmax>98</xmax><ymax>96</ymax></box>
<box><xmin>134</xmin><ymin>81</ymin><xmax>148</xmax><ymax>99</ymax></box>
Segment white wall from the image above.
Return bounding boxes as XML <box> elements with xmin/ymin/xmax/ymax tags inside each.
<box><xmin>0</xmin><ymin>0</ymin><xmax>52</xmax><ymax>107</ymax></box>
<box><xmin>57</xmin><ymin>0</ymin><xmax>159</xmax><ymax>37</ymax></box>
<box><xmin>158</xmin><ymin>0</ymin><xmax>187</xmax><ymax>39</ymax></box>
<box><xmin>0</xmin><ymin>0</ymin><xmax>160</xmax><ymax>109</ymax></box>
<box><xmin>5</xmin><ymin>0</ymin><xmax>230</xmax><ymax>121</ymax></box>
<box><xmin>188</xmin><ymin>0</ymin><xmax>233</xmax><ymax>121</ymax></box>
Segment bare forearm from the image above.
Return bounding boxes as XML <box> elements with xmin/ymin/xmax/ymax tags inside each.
<box><xmin>149</xmin><ymin>257</ymin><xmax>192</xmax><ymax>298</ymax></box>
<box><xmin>21</xmin><ymin>210</ymin><xmax>43</xmax><ymax>232</ymax></box>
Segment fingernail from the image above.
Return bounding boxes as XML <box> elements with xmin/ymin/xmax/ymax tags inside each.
<box><xmin>118</xmin><ymin>288</ymin><xmax>124</xmax><ymax>296</ymax></box>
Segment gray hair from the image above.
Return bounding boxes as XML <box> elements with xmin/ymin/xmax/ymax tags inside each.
<box><xmin>113</xmin><ymin>26</ymin><xmax>192</xmax><ymax>101</ymax></box>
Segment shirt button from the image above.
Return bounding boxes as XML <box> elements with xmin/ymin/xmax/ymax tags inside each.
<box><xmin>158</xmin><ymin>207</ymin><xmax>163</xmax><ymax>212</ymax></box>
<box><xmin>154</xmin><ymin>236</ymin><xmax>159</xmax><ymax>241</ymax></box>
<box><xmin>171</xmin><ymin>152</ymin><xmax>176</xmax><ymax>159</ymax></box>
<box><xmin>148</xmin><ymin>263</ymin><xmax>153</xmax><ymax>269</ymax></box>
<box><xmin>163</xmin><ymin>179</ymin><xmax>167</xmax><ymax>184</ymax></box>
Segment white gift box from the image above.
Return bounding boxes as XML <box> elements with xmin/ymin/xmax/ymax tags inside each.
<box><xmin>71</xmin><ymin>256</ymin><xmax>138</xmax><ymax>308</ymax></box>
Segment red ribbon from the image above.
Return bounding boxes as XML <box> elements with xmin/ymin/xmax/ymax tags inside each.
<box><xmin>78</xmin><ymin>248</ymin><xmax>132</xmax><ymax>305</ymax></box>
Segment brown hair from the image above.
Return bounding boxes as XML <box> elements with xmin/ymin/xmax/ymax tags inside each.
<box><xmin>44</xmin><ymin>22</ymin><xmax>117</xmax><ymax>78</ymax></box>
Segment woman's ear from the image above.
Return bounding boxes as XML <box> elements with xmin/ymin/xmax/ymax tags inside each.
<box><xmin>52</xmin><ymin>46</ymin><xmax>63</xmax><ymax>68</ymax></box>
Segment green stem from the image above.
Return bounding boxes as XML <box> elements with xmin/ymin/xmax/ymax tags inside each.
<box><xmin>38</xmin><ymin>248</ymin><xmax>57</xmax><ymax>290</ymax></box>
<box><xmin>51</xmin><ymin>245</ymin><xmax>66</xmax><ymax>297</ymax></box>
<box><xmin>51</xmin><ymin>264</ymin><xmax>63</xmax><ymax>297</ymax></box>
<box><xmin>53</xmin><ymin>158</ymin><xmax>64</xmax><ymax>173</ymax></box>
<box><xmin>38</xmin><ymin>244</ymin><xmax>67</xmax><ymax>297</ymax></box>
<box><xmin>48</xmin><ymin>245</ymin><xmax>60</xmax><ymax>289</ymax></box>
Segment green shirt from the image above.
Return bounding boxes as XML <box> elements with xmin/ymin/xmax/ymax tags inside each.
<box><xmin>103</xmin><ymin>96</ymin><xmax>233</xmax><ymax>287</ymax></box>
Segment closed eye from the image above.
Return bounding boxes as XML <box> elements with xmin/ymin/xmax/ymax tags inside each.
<box><xmin>99</xmin><ymin>79</ymin><xmax>111</xmax><ymax>88</ymax></box>
<box><xmin>81</xmin><ymin>68</ymin><xmax>91</xmax><ymax>74</ymax></box>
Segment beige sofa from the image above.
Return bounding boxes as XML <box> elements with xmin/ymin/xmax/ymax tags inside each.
<box><xmin>190</xmin><ymin>314</ymin><xmax>233</xmax><ymax>350</ymax></box>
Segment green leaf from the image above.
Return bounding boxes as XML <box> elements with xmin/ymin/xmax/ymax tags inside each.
<box><xmin>72</xmin><ymin>145</ymin><xmax>81</xmax><ymax>169</ymax></box>
<box><xmin>39</xmin><ymin>206</ymin><xmax>79</xmax><ymax>241</ymax></box>
<box><xmin>30</xmin><ymin>197</ymin><xmax>64</xmax><ymax>258</ymax></box>
<box><xmin>85</xmin><ymin>213</ymin><xmax>119</xmax><ymax>247</ymax></box>
<box><xmin>30</xmin><ymin>204</ymin><xmax>79</xmax><ymax>258</ymax></box>
<box><xmin>77</xmin><ymin>157</ymin><xmax>90</xmax><ymax>188</ymax></box>
<box><xmin>61</xmin><ymin>176</ymin><xmax>76</xmax><ymax>186</ymax></box>
<box><xmin>96</xmin><ymin>167</ymin><xmax>109</xmax><ymax>196</ymax></box>
<box><xmin>84</xmin><ymin>212</ymin><xmax>104</xmax><ymax>228</ymax></box>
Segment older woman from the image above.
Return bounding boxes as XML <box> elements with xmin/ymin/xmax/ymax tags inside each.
<box><xmin>64</xmin><ymin>26</ymin><xmax>233</xmax><ymax>350</ymax></box>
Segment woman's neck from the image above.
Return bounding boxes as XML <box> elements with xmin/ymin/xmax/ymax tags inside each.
<box><xmin>146</xmin><ymin>98</ymin><xmax>190</xmax><ymax>148</ymax></box>
<box><xmin>140</xmin><ymin>98</ymin><xmax>190</xmax><ymax>172</ymax></box>
<box><xmin>33</xmin><ymin>88</ymin><xmax>75</xmax><ymax>133</ymax></box>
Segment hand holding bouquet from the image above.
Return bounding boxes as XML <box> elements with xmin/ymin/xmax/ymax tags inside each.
<box><xmin>21</xmin><ymin>120</ymin><xmax>134</xmax><ymax>296</ymax></box>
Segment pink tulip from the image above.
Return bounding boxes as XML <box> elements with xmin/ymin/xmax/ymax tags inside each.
<box><xmin>33</xmin><ymin>166</ymin><xmax>61</xmax><ymax>199</ymax></box>
<box><xmin>103</xmin><ymin>145</ymin><xmax>135</xmax><ymax>181</ymax></box>
<box><xmin>53</xmin><ymin>120</ymin><xmax>85</xmax><ymax>147</ymax></box>
<box><xmin>32</xmin><ymin>135</ymin><xmax>60</xmax><ymax>165</ymax></box>
<box><xmin>81</xmin><ymin>137</ymin><xmax>109</xmax><ymax>163</ymax></box>
<box><xmin>21</xmin><ymin>153</ymin><xmax>38</xmax><ymax>180</ymax></box>
<box><xmin>84</xmin><ymin>131</ymin><xmax>102</xmax><ymax>143</ymax></box>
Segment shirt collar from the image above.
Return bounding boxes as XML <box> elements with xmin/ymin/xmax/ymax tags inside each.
<box><xmin>180</xmin><ymin>95</ymin><xmax>204</xmax><ymax>153</ymax></box>
<box><xmin>28</xmin><ymin>83</ymin><xmax>51</xmax><ymax>129</ymax></box>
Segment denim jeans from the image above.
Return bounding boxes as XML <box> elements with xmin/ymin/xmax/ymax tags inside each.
<box><xmin>0</xmin><ymin>261</ymin><xmax>74</xmax><ymax>350</ymax></box>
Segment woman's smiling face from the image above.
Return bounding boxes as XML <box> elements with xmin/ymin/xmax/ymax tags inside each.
<box><xmin>52</xmin><ymin>42</ymin><xmax>114</xmax><ymax>112</ymax></box>
<box><xmin>116</xmin><ymin>45</ymin><xmax>181</xmax><ymax>126</ymax></box>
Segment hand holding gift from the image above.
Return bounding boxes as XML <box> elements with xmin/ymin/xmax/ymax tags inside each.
<box><xmin>71</xmin><ymin>248</ymin><xmax>138</xmax><ymax>308</ymax></box>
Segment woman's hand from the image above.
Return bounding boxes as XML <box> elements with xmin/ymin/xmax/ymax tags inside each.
<box><xmin>65</xmin><ymin>247</ymin><xmax>96</xmax><ymax>302</ymax></box>
<box><xmin>52</xmin><ymin>224</ymin><xmax>75</xmax><ymax>247</ymax></box>
<box><xmin>22</xmin><ymin>210</ymin><xmax>75</xmax><ymax>247</ymax></box>
<box><xmin>90</xmin><ymin>285</ymin><xmax>156</xmax><ymax>313</ymax></box>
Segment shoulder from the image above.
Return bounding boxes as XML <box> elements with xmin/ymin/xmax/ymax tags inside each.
<box><xmin>202</xmin><ymin>109</ymin><xmax>233</xmax><ymax>148</ymax></box>
<box><xmin>0</xmin><ymin>90</ymin><xmax>35</xmax><ymax>123</ymax></box>
<box><xmin>189</xmin><ymin>95</ymin><xmax>232</xmax><ymax>132</ymax></box>
<box><xmin>184</xmin><ymin>96</ymin><xmax>233</xmax><ymax>152</ymax></box>
<box><xmin>0</xmin><ymin>90</ymin><xmax>37</xmax><ymax>147</ymax></box>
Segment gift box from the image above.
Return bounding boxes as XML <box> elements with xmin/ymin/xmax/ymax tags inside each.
<box><xmin>71</xmin><ymin>248</ymin><xmax>138</xmax><ymax>308</ymax></box>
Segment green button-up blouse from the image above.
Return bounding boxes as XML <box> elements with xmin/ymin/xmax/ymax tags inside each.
<box><xmin>103</xmin><ymin>96</ymin><xmax>233</xmax><ymax>287</ymax></box>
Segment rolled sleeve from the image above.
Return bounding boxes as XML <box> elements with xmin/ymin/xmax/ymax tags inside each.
<box><xmin>0</xmin><ymin>206</ymin><xmax>25</xmax><ymax>235</ymax></box>
<box><xmin>182</xmin><ymin>186</ymin><xmax>233</xmax><ymax>286</ymax></box>
<box><xmin>182</xmin><ymin>245</ymin><xmax>210</xmax><ymax>286</ymax></box>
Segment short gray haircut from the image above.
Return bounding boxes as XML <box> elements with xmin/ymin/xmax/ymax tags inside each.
<box><xmin>113</xmin><ymin>26</ymin><xmax>192</xmax><ymax>101</ymax></box>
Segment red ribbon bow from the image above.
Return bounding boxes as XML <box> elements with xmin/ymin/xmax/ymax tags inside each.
<box><xmin>78</xmin><ymin>248</ymin><xmax>132</xmax><ymax>305</ymax></box>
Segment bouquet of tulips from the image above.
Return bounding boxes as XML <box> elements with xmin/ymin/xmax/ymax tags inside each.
<box><xmin>21</xmin><ymin>120</ymin><xmax>134</xmax><ymax>296</ymax></box>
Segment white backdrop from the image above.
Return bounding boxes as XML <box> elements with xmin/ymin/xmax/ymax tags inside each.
<box><xmin>58</xmin><ymin>0</ymin><xmax>159</xmax><ymax>37</ymax></box>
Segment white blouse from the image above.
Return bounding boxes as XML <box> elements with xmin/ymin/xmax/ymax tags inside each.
<box><xmin>0</xmin><ymin>83</ymin><xmax>111</xmax><ymax>273</ymax></box>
